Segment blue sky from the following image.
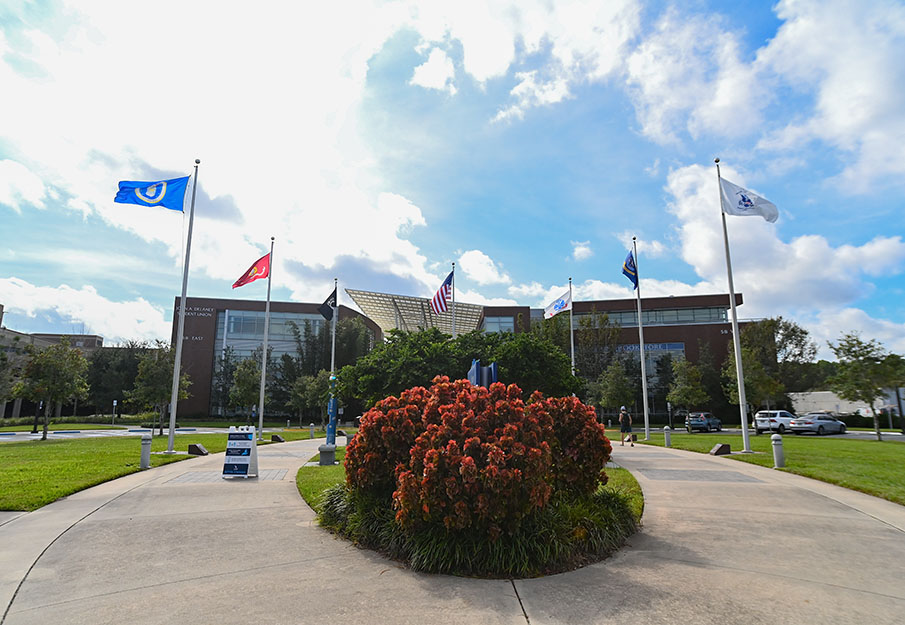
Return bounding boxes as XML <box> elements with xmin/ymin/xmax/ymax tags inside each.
<box><xmin>1</xmin><ymin>0</ymin><xmax>904</xmax><ymax>358</ymax></box>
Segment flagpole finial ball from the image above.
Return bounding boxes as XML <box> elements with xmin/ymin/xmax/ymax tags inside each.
<box><xmin>714</xmin><ymin>157</ymin><xmax>720</xmax><ymax>163</ymax></box>
<box><xmin>632</xmin><ymin>236</ymin><xmax>636</xmax><ymax>241</ymax></box>
<box><xmin>271</xmin><ymin>236</ymin><xmax>275</xmax><ymax>241</ymax></box>
<box><xmin>195</xmin><ymin>159</ymin><xmax>201</xmax><ymax>164</ymax></box>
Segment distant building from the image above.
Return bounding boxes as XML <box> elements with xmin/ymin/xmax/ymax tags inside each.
<box><xmin>30</xmin><ymin>333</ymin><xmax>104</xmax><ymax>353</ymax></box>
<box><xmin>170</xmin><ymin>296</ymin><xmax>383</xmax><ymax>417</ymax></box>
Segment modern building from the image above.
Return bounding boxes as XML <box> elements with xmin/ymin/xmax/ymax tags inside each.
<box><xmin>348</xmin><ymin>289</ymin><xmax>744</xmax><ymax>372</ymax></box>
<box><xmin>172</xmin><ymin>291</ymin><xmax>745</xmax><ymax>418</ymax></box>
<box><xmin>171</xmin><ymin>297</ymin><xmax>383</xmax><ymax>417</ymax></box>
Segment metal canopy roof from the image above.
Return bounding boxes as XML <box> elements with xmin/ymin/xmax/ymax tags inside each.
<box><xmin>345</xmin><ymin>289</ymin><xmax>484</xmax><ymax>336</ymax></box>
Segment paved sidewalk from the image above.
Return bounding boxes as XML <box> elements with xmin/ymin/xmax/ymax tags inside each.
<box><xmin>2</xmin><ymin>440</ymin><xmax>904</xmax><ymax>624</ymax></box>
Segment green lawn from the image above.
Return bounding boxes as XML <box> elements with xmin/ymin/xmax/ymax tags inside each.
<box><xmin>640</xmin><ymin>433</ymin><xmax>905</xmax><ymax>506</ymax></box>
<box><xmin>0</xmin><ymin>423</ymin><xmax>129</xmax><ymax>431</ymax></box>
<box><xmin>0</xmin><ymin>429</ymin><xmax>339</xmax><ymax>511</ymax></box>
<box><xmin>296</xmin><ymin>448</ymin><xmax>347</xmax><ymax>512</ymax></box>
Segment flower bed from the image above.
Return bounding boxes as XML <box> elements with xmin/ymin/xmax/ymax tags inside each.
<box><xmin>324</xmin><ymin>376</ymin><xmax>638</xmax><ymax>577</ymax></box>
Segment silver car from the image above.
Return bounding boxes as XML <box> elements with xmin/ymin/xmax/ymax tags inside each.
<box><xmin>790</xmin><ymin>413</ymin><xmax>847</xmax><ymax>435</ymax></box>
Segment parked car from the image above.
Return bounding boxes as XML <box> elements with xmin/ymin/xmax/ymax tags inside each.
<box><xmin>685</xmin><ymin>412</ymin><xmax>722</xmax><ymax>432</ymax></box>
<box><xmin>753</xmin><ymin>410</ymin><xmax>795</xmax><ymax>434</ymax></box>
<box><xmin>790</xmin><ymin>413</ymin><xmax>847</xmax><ymax>435</ymax></box>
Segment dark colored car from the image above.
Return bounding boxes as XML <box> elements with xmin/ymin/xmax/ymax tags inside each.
<box><xmin>685</xmin><ymin>412</ymin><xmax>722</xmax><ymax>433</ymax></box>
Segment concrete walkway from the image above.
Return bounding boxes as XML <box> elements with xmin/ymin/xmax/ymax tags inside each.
<box><xmin>2</xmin><ymin>440</ymin><xmax>904</xmax><ymax>624</ymax></box>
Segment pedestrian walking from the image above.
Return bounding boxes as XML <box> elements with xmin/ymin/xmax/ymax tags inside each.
<box><xmin>619</xmin><ymin>406</ymin><xmax>633</xmax><ymax>447</ymax></box>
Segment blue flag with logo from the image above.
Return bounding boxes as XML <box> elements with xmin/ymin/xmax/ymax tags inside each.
<box><xmin>115</xmin><ymin>176</ymin><xmax>190</xmax><ymax>211</ymax></box>
<box><xmin>622</xmin><ymin>251</ymin><xmax>638</xmax><ymax>289</ymax></box>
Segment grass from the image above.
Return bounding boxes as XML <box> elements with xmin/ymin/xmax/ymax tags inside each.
<box><xmin>0</xmin><ymin>429</ymin><xmax>345</xmax><ymax>511</ymax></box>
<box><xmin>295</xmin><ymin>448</ymin><xmax>347</xmax><ymax>511</ymax></box>
<box><xmin>0</xmin><ymin>423</ymin><xmax>130</xmax><ymax>431</ymax></box>
<box><xmin>640</xmin><ymin>432</ymin><xmax>905</xmax><ymax>506</ymax></box>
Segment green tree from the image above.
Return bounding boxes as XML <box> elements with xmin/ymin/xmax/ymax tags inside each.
<box><xmin>0</xmin><ymin>334</ymin><xmax>27</xmax><ymax>413</ymax></box>
<box><xmin>16</xmin><ymin>340</ymin><xmax>88</xmax><ymax>440</ymax></box>
<box><xmin>696</xmin><ymin>340</ymin><xmax>731</xmax><ymax>417</ymax></box>
<box><xmin>652</xmin><ymin>353</ymin><xmax>675</xmax><ymax>420</ymax></box>
<box><xmin>210</xmin><ymin>346</ymin><xmax>239</xmax><ymax>417</ymax></box>
<box><xmin>86</xmin><ymin>340</ymin><xmax>150</xmax><ymax>415</ymax></box>
<box><xmin>493</xmin><ymin>332</ymin><xmax>579</xmax><ymax>397</ymax></box>
<box><xmin>883</xmin><ymin>354</ymin><xmax>905</xmax><ymax>433</ymax></box>
<box><xmin>590</xmin><ymin>361</ymin><xmax>634</xmax><ymax>416</ymax></box>
<box><xmin>722</xmin><ymin>346</ymin><xmax>784</xmax><ymax>427</ymax></box>
<box><xmin>289</xmin><ymin>369</ymin><xmax>333</xmax><ymax>427</ymax></box>
<box><xmin>130</xmin><ymin>345</ymin><xmax>191</xmax><ymax>435</ymax></box>
<box><xmin>667</xmin><ymin>358</ymin><xmax>709</xmax><ymax>413</ymax></box>
<box><xmin>574</xmin><ymin>311</ymin><xmax>621</xmax><ymax>381</ymax></box>
<box><xmin>230</xmin><ymin>357</ymin><xmax>264</xmax><ymax>424</ymax></box>
<box><xmin>828</xmin><ymin>333</ymin><xmax>892</xmax><ymax>441</ymax></box>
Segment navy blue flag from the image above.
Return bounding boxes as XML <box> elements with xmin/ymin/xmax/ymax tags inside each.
<box><xmin>318</xmin><ymin>287</ymin><xmax>337</xmax><ymax>321</ymax></box>
<box><xmin>622</xmin><ymin>251</ymin><xmax>638</xmax><ymax>290</ymax></box>
<box><xmin>115</xmin><ymin>176</ymin><xmax>190</xmax><ymax>211</ymax></box>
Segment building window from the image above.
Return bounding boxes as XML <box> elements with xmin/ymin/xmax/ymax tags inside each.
<box><xmin>483</xmin><ymin>316</ymin><xmax>515</xmax><ymax>333</ymax></box>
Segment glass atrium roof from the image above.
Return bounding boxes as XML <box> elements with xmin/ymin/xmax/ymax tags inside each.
<box><xmin>345</xmin><ymin>289</ymin><xmax>484</xmax><ymax>335</ymax></box>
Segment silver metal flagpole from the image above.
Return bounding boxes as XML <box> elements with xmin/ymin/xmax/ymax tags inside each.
<box><xmin>330</xmin><ymin>277</ymin><xmax>337</xmax><ymax>372</ymax></box>
<box><xmin>451</xmin><ymin>262</ymin><xmax>456</xmax><ymax>338</ymax></box>
<box><xmin>256</xmin><ymin>237</ymin><xmax>274</xmax><ymax>441</ymax></box>
<box><xmin>166</xmin><ymin>159</ymin><xmax>200</xmax><ymax>454</ymax></box>
<box><xmin>716</xmin><ymin>158</ymin><xmax>753</xmax><ymax>453</ymax></box>
<box><xmin>569</xmin><ymin>277</ymin><xmax>575</xmax><ymax>375</ymax></box>
<box><xmin>633</xmin><ymin>237</ymin><xmax>651</xmax><ymax>441</ymax></box>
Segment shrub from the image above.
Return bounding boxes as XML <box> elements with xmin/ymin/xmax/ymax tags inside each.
<box><xmin>529</xmin><ymin>393</ymin><xmax>612</xmax><ymax>497</ymax></box>
<box><xmin>394</xmin><ymin>379</ymin><xmax>554</xmax><ymax>539</ymax></box>
<box><xmin>344</xmin><ymin>385</ymin><xmax>430</xmax><ymax>496</ymax></box>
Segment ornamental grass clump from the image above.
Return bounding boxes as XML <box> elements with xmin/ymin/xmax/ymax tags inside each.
<box><xmin>324</xmin><ymin>376</ymin><xmax>637</xmax><ymax>577</ymax></box>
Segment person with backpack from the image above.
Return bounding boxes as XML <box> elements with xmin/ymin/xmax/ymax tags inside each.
<box><xmin>619</xmin><ymin>406</ymin><xmax>633</xmax><ymax>447</ymax></box>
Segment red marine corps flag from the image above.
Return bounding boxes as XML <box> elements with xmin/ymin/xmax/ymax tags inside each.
<box><xmin>232</xmin><ymin>253</ymin><xmax>271</xmax><ymax>288</ymax></box>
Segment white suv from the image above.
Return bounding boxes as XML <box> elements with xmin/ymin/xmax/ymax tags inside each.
<box><xmin>754</xmin><ymin>410</ymin><xmax>795</xmax><ymax>434</ymax></box>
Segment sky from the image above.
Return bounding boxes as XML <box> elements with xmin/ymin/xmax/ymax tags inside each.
<box><xmin>1</xmin><ymin>0</ymin><xmax>904</xmax><ymax>360</ymax></box>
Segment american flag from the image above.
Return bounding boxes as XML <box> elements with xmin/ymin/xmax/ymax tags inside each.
<box><xmin>430</xmin><ymin>271</ymin><xmax>454</xmax><ymax>315</ymax></box>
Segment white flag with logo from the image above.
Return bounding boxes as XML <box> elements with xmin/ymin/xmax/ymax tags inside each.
<box><xmin>544</xmin><ymin>290</ymin><xmax>572</xmax><ymax>319</ymax></box>
<box><xmin>719</xmin><ymin>178</ymin><xmax>779</xmax><ymax>223</ymax></box>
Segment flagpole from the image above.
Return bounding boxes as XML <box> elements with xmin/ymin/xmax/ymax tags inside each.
<box><xmin>166</xmin><ymin>159</ymin><xmax>199</xmax><ymax>454</ymax></box>
<box><xmin>451</xmin><ymin>262</ymin><xmax>456</xmax><ymax>339</ymax></box>
<box><xmin>633</xmin><ymin>238</ymin><xmax>651</xmax><ymax>441</ymax></box>
<box><xmin>569</xmin><ymin>277</ymin><xmax>575</xmax><ymax>375</ymax></box>
<box><xmin>331</xmin><ymin>277</ymin><xmax>337</xmax><ymax>372</ymax></box>
<box><xmin>716</xmin><ymin>158</ymin><xmax>753</xmax><ymax>453</ymax></box>
<box><xmin>256</xmin><ymin>237</ymin><xmax>274</xmax><ymax>442</ymax></box>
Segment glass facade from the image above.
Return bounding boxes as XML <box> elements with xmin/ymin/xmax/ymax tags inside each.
<box><xmin>214</xmin><ymin>310</ymin><xmax>325</xmax><ymax>361</ymax></box>
<box><xmin>483</xmin><ymin>316</ymin><xmax>515</xmax><ymax>333</ymax></box>
<box><xmin>575</xmin><ymin>307</ymin><xmax>726</xmax><ymax>328</ymax></box>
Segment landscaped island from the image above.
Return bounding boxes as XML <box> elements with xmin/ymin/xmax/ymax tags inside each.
<box><xmin>310</xmin><ymin>376</ymin><xmax>642</xmax><ymax>578</ymax></box>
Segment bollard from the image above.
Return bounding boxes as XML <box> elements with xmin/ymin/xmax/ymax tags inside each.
<box><xmin>140</xmin><ymin>434</ymin><xmax>152</xmax><ymax>469</ymax></box>
<box><xmin>309</xmin><ymin>423</ymin><xmax>315</xmax><ymax>440</ymax></box>
<box><xmin>286</xmin><ymin>420</ymin><xmax>290</xmax><ymax>429</ymax></box>
<box><xmin>771</xmin><ymin>434</ymin><xmax>785</xmax><ymax>468</ymax></box>
<box><xmin>663</xmin><ymin>426</ymin><xmax>672</xmax><ymax>448</ymax></box>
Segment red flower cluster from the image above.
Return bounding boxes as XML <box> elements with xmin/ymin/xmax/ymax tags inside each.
<box><xmin>395</xmin><ymin>378</ymin><xmax>554</xmax><ymax>537</ymax></box>
<box><xmin>345</xmin><ymin>377</ymin><xmax>612</xmax><ymax>539</ymax></box>
<box><xmin>529</xmin><ymin>393</ymin><xmax>612</xmax><ymax>497</ymax></box>
<box><xmin>345</xmin><ymin>385</ymin><xmax>430</xmax><ymax>495</ymax></box>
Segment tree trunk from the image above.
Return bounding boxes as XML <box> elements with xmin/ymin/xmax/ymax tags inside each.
<box><xmin>32</xmin><ymin>401</ymin><xmax>41</xmax><ymax>434</ymax></box>
<box><xmin>158</xmin><ymin>405</ymin><xmax>165</xmax><ymax>436</ymax></box>
<box><xmin>870</xmin><ymin>404</ymin><xmax>882</xmax><ymax>441</ymax></box>
<box><xmin>41</xmin><ymin>400</ymin><xmax>51</xmax><ymax>441</ymax></box>
<box><xmin>72</xmin><ymin>396</ymin><xmax>78</xmax><ymax>417</ymax></box>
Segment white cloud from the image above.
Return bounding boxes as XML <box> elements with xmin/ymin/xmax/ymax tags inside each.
<box><xmin>410</xmin><ymin>47</ymin><xmax>456</xmax><ymax>94</ymax></box>
<box><xmin>0</xmin><ymin>277</ymin><xmax>169</xmax><ymax>342</ymax></box>
<box><xmin>411</xmin><ymin>0</ymin><xmax>640</xmax><ymax>119</ymax></box>
<box><xmin>571</xmin><ymin>240</ymin><xmax>593</xmax><ymax>261</ymax></box>
<box><xmin>624</xmin><ymin>8</ymin><xmax>765</xmax><ymax>143</ymax></box>
<box><xmin>756</xmin><ymin>0</ymin><xmax>905</xmax><ymax>190</ymax></box>
<box><xmin>456</xmin><ymin>288</ymin><xmax>517</xmax><ymax>306</ymax></box>
<box><xmin>664</xmin><ymin>163</ymin><xmax>905</xmax><ymax>344</ymax></box>
<box><xmin>615</xmin><ymin>232</ymin><xmax>667</xmax><ymax>258</ymax></box>
<box><xmin>0</xmin><ymin>159</ymin><xmax>47</xmax><ymax>212</ymax></box>
<box><xmin>458</xmin><ymin>249</ymin><xmax>511</xmax><ymax>285</ymax></box>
